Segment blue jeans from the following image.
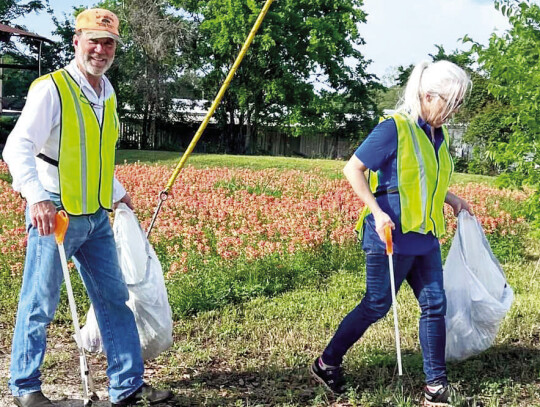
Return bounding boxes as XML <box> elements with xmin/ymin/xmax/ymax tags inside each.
<box><xmin>322</xmin><ymin>247</ymin><xmax>447</xmax><ymax>385</ymax></box>
<box><xmin>9</xmin><ymin>193</ymin><xmax>144</xmax><ymax>402</ymax></box>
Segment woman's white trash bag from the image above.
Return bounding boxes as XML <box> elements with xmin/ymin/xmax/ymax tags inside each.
<box><xmin>81</xmin><ymin>203</ymin><xmax>173</xmax><ymax>360</ymax></box>
<box><xmin>444</xmin><ymin>211</ymin><xmax>513</xmax><ymax>361</ymax></box>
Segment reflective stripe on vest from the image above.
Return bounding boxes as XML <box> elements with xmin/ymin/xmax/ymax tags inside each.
<box><xmin>44</xmin><ymin>69</ymin><xmax>119</xmax><ymax>215</ymax></box>
<box><xmin>355</xmin><ymin>113</ymin><xmax>453</xmax><ymax>239</ymax></box>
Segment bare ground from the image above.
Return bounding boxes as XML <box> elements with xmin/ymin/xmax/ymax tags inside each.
<box><xmin>0</xmin><ymin>325</ymin><xmax>111</xmax><ymax>407</ymax></box>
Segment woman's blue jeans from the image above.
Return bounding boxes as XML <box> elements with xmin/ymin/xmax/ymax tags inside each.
<box><xmin>9</xmin><ymin>195</ymin><xmax>144</xmax><ymax>402</ymax></box>
<box><xmin>322</xmin><ymin>247</ymin><xmax>447</xmax><ymax>385</ymax></box>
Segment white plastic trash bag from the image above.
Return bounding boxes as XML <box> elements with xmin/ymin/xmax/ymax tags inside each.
<box><xmin>81</xmin><ymin>203</ymin><xmax>173</xmax><ymax>360</ymax></box>
<box><xmin>444</xmin><ymin>211</ymin><xmax>513</xmax><ymax>361</ymax></box>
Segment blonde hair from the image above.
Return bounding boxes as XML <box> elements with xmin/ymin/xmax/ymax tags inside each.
<box><xmin>396</xmin><ymin>60</ymin><xmax>471</xmax><ymax>122</ymax></box>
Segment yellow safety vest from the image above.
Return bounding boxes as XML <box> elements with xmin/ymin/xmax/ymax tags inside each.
<box><xmin>32</xmin><ymin>69</ymin><xmax>119</xmax><ymax>215</ymax></box>
<box><xmin>355</xmin><ymin>113</ymin><xmax>454</xmax><ymax>239</ymax></box>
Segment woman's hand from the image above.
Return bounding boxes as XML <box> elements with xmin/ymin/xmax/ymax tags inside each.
<box><xmin>445</xmin><ymin>191</ymin><xmax>473</xmax><ymax>216</ymax></box>
<box><xmin>373</xmin><ymin>210</ymin><xmax>395</xmax><ymax>243</ymax></box>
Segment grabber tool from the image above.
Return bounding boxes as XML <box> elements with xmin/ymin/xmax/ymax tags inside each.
<box><xmin>55</xmin><ymin>210</ymin><xmax>99</xmax><ymax>406</ymax></box>
<box><xmin>145</xmin><ymin>0</ymin><xmax>275</xmax><ymax>238</ymax></box>
<box><xmin>385</xmin><ymin>225</ymin><xmax>403</xmax><ymax>376</ymax></box>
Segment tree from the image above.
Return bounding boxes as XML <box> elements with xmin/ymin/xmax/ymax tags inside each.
<box><xmin>111</xmin><ymin>0</ymin><xmax>194</xmax><ymax>149</ymax></box>
<box><xmin>394</xmin><ymin>64</ymin><xmax>414</xmax><ymax>87</ymax></box>
<box><xmin>173</xmin><ymin>0</ymin><xmax>379</xmax><ymax>155</ymax></box>
<box><xmin>470</xmin><ymin>0</ymin><xmax>540</xmax><ymax>233</ymax></box>
<box><xmin>0</xmin><ymin>0</ymin><xmax>48</xmax><ymax>118</ymax></box>
<box><xmin>0</xmin><ymin>0</ymin><xmax>45</xmax><ymax>25</ymax></box>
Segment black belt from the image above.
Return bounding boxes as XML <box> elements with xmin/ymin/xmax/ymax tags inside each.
<box><xmin>374</xmin><ymin>187</ymin><xmax>398</xmax><ymax>197</ymax></box>
<box><xmin>37</xmin><ymin>153</ymin><xmax>59</xmax><ymax>167</ymax></box>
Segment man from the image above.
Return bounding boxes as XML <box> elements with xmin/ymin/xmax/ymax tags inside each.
<box><xmin>3</xmin><ymin>8</ymin><xmax>173</xmax><ymax>407</ymax></box>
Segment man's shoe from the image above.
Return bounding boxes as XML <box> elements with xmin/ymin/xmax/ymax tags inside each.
<box><xmin>13</xmin><ymin>391</ymin><xmax>54</xmax><ymax>407</ymax></box>
<box><xmin>309</xmin><ymin>357</ymin><xmax>346</xmax><ymax>395</ymax></box>
<box><xmin>111</xmin><ymin>384</ymin><xmax>173</xmax><ymax>406</ymax></box>
<box><xmin>423</xmin><ymin>384</ymin><xmax>454</xmax><ymax>406</ymax></box>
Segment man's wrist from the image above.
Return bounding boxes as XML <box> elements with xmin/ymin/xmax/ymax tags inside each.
<box><xmin>21</xmin><ymin>182</ymin><xmax>50</xmax><ymax>206</ymax></box>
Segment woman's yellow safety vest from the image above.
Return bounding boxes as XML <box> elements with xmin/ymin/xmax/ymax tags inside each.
<box><xmin>355</xmin><ymin>113</ymin><xmax>454</xmax><ymax>239</ymax></box>
<box><xmin>33</xmin><ymin>69</ymin><xmax>119</xmax><ymax>215</ymax></box>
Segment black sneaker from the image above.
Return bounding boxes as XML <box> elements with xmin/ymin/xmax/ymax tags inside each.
<box><xmin>423</xmin><ymin>384</ymin><xmax>453</xmax><ymax>406</ymax></box>
<box><xmin>309</xmin><ymin>357</ymin><xmax>346</xmax><ymax>395</ymax></box>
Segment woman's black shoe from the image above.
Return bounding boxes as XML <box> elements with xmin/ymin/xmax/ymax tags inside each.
<box><xmin>309</xmin><ymin>357</ymin><xmax>346</xmax><ymax>395</ymax></box>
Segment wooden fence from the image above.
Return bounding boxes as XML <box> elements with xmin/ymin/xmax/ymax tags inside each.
<box><xmin>117</xmin><ymin>119</ymin><xmax>357</xmax><ymax>158</ymax></box>
<box><xmin>117</xmin><ymin>119</ymin><xmax>469</xmax><ymax>159</ymax></box>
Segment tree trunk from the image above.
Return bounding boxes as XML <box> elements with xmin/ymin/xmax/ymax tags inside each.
<box><xmin>331</xmin><ymin>132</ymin><xmax>339</xmax><ymax>159</ymax></box>
<box><xmin>245</xmin><ymin>120</ymin><xmax>252</xmax><ymax>155</ymax></box>
<box><xmin>228</xmin><ymin>100</ymin><xmax>235</xmax><ymax>153</ymax></box>
<box><xmin>141</xmin><ymin>103</ymin><xmax>149</xmax><ymax>150</ymax></box>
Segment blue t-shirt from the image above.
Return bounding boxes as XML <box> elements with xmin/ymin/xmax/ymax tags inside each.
<box><xmin>355</xmin><ymin>117</ymin><xmax>445</xmax><ymax>255</ymax></box>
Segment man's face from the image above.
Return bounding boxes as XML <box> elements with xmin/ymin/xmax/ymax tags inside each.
<box><xmin>73</xmin><ymin>33</ymin><xmax>116</xmax><ymax>77</ymax></box>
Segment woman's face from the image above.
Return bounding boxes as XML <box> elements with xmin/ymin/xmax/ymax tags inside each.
<box><xmin>420</xmin><ymin>93</ymin><xmax>463</xmax><ymax>128</ymax></box>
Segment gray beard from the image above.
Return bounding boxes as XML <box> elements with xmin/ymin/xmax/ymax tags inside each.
<box><xmin>78</xmin><ymin>54</ymin><xmax>113</xmax><ymax>76</ymax></box>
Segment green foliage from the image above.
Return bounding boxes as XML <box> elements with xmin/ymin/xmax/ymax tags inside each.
<box><xmin>452</xmin><ymin>156</ymin><xmax>469</xmax><ymax>173</ymax></box>
<box><xmin>373</xmin><ymin>85</ymin><xmax>402</xmax><ymax>112</ymax></box>
<box><xmin>0</xmin><ymin>116</ymin><xmax>17</xmax><ymax>144</ymax></box>
<box><xmin>0</xmin><ymin>0</ymin><xmax>45</xmax><ymax>24</ymax></box>
<box><xmin>429</xmin><ymin>44</ymin><xmax>474</xmax><ymax>68</ymax></box>
<box><xmin>38</xmin><ymin>8</ymin><xmax>79</xmax><ymax>72</ymax></box>
<box><xmin>395</xmin><ymin>64</ymin><xmax>414</xmax><ymax>87</ymax></box>
<box><xmin>467</xmin><ymin>148</ymin><xmax>499</xmax><ymax>176</ymax></box>
<box><xmin>173</xmin><ymin>0</ymin><xmax>379</xmax><ymax>153</ymax></box>
<box><xmin>100</xmin><ymin>0</ymin><xmax>196</xmax><ymax>149</ymax></box>
<box><xmin>161</xmin><ymin>242</ymin><xmax>364</xmax><ymax>318</ymax></box>
<box><xmin>214</xmin><ymin>176</ymin><xmax>283</xmax><ymax>197</ymax></box>
<box><xmin>0</xmin><ymin>1</ymin><xmax>55</xmax><ymax>105</ymax></box>
<box><xmin>0</xmin><ymin>53</ymin><xmax>36</xmax><ymax>100</ymax></box>
<box><xmin>462</xmin><ymin>102</ymin><xmax>513</xmax><ymax>175</ymax></box>
<box><xmin>475</xmin><ymin>0</ymin><xmax>540</xmax><ymax>235</ymax></box>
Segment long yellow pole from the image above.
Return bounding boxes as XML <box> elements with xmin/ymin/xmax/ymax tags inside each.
<box><xmin>146</xmin><ymin>0</ymin><xmax>275</xmax><ymax>237</ymax></box>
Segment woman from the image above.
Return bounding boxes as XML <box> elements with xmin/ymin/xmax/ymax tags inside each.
<box><xmin>310</xmin><ymin>60</ymin><xmax>472</xmax><ymax>406</ymax></box>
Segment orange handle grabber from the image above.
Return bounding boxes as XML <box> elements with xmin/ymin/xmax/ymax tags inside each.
<box><xmin>385</xmin><ymin>225</ymin><xmax>402</xmax><ymax>376</ymax></box>
<box><xmin>54</xmin><ymin>210</ymin><xmax>98</xmax><ymax>406</ymax></box>
<box><xmin>385</xmin><ymin>224</ymin><xmax>393</xmax><ymax>256</ymax></box>
<box><xmin>55</xmin><ymin>210</ymin><xmax>69</xmax><ymax>244</ymax></box>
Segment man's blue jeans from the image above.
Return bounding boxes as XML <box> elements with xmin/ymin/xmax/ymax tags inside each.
<box><xmin>322</xmin><ymin>247</ymin><xmax>447</xmax><ymax>385</ymax></box>
<box><xmin>9</xmin><ymin>194</ymin><xmax>144</xmax><ymax>402</ymax></box>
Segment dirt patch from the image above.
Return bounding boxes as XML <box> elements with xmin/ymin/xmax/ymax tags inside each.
<box><xmin>0</xmin><ymin>326</ymin><xmax>110</xmax><ymax>407</ymax></box>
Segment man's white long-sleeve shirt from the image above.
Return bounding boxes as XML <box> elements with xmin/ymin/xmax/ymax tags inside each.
<box><xmin>2</xmin><ymin>60</ymin><xmax>126</xmax><ymax>206</ymax></box>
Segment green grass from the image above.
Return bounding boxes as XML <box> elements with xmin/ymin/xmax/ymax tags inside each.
<box><xmin>451</xmin><ymin>172</ymin><xmax>497</xmax><ymax>186</ymax></box>
<box><xmin>117</xmin><ymin>152</ymin><xmax>539</xmax><ymax>405</ymax></box>
<box><xmin>115</xmin><ymin>150</ymin><xmax>346</xmax><ymax>179</ymax></box>
<box><xmin>1</xmin><ymin>152</ymin><xmax>538</xmax><ymax>406</ymax></box>
<box><xmin>159</xmin><ymin>242</ymin><xmax>364</xmax><ymax>318</ymax></box>
<box><xmin>159</xmin><ymin>255</ymin><xmax>540</xmax><ymax>406</ymax></box>
<box><xmin>116</xmin><ymin>149</ymin><xmax>498</xmax><ymax>185</ymax></box>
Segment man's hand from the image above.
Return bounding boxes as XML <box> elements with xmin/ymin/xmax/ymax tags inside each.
<box><xmin>30</xmin><ymin>200</ymin><xmax>57</xmax><ymax>236</ymax></box>
<box><xmin>445</xmin><ymin>192</ymin><xmax>473</xmax><ymax>217</ymax></box>
<box><xmin>114</xmin><ymin>192</ymin><xmax>134</xmax><ymax>210</ymax></box>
